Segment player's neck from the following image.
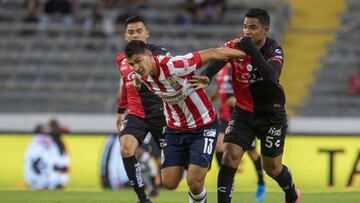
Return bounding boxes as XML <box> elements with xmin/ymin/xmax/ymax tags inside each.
<box><xmin>255</xmin><ymin>38</ymin><xmax>266</xmax><ymax>50</ymax></box>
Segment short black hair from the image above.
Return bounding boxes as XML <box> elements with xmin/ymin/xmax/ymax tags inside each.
<box><xmin>125</xmin><ymin>40</ymin><xmax>148</xmax><ymax>59</ymax></box>
<box><xmin>124</xmin><ymin>16</ymin><xmax>147</xmax><ymax>29</ymax></box>
<box><xmin>245</xmin><ymin>8</ymin><xmax>270</xmax><ymax>26</ymax></box>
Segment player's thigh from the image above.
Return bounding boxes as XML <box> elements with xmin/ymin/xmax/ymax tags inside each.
<box><xmin>261</xmin><ymin>154</ymin><xmax>283</xmax><ymax>178</ymax></box>
<box><xmin>216</xmin><ymin>118</ymin><xmax>228</xmax><ymax>152</ymax></box>
<box><xmin>161</xmin><ymin>130</ymin><xmax>189</xmax><ymax>169</ymax></box>
<box><xmin>147</xmin><ymin>116</ymin><xmax>166</xmax><ymax>149</ymax></box>
<box><xmin>247</xmin><ymin>138</ymin><xmax>260</xmax><ymax>160</ymax></box>
<box><xmin>161</xmin><ymin>166</ymin><xmax>185</xmax><ymax>190</ymax></box>
<box><xmin>188</xmin><ymin>119</ymin><xmax>219</xmax><ymax>168</ymax></box>
<box><xmin>119</xmin><ymin>114</ymin><xmax>149</xmax><ymax>146</ymax></box>
<box><xmin>119</xmin><ymin>134</ymin><xmax>139</xmax><ymax>156</ymax></box>
<box><xmin>216</xmin><ymin>132</ymin><xmax>225</xmax><ymax>152</ymax></box>
<box><xmin>187</xmin><ymin>164</ymin><xmax>208</xmax><ymax>188</ymax></box>
<box><xmin>223</xmin><ymin>108</ymin><xmax>256</xmax><ymax>154</ymax></box>
<box><xmin>222</xmin><ymin>142</ymin><xmax>245</xmax><ymax>168</ymax></box>
<box><xmin>256</xmin><ymin>111</ymin><xmax>287</xmax><ymax>158</ymax></box>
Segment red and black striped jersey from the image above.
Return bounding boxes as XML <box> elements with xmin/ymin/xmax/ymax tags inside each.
<box><xmin>116</xmin><ymin>44</ymin><xmax>170</xmax><ymax>119</ymax></box>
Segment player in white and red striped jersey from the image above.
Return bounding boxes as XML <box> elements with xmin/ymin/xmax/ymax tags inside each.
<box><xmin>125</xmin><ymin>40</ymin><xmax>246</xmax><ymax>203</ymax></box>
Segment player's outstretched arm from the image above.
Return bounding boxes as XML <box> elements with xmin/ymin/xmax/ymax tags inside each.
<box><xmin>199</xmin><ymin>47</ymin><xmax>246</xmax><ymax>64</ymax></box>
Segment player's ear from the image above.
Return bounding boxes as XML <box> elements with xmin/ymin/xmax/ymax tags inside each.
<box><xmin>146</xmin><ymin>29</ymin><xmax>149</xmax><ymax>38</ymax></box>
<box><xmin>264</xmin><ymin>26</ymin><xmax>269</xmax><ymax>35</ymax></box>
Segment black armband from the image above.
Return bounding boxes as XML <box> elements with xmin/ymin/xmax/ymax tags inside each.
<box><xmin>237</xmin><ymin>37</ymin><xmax>277</xmax><ymax>82</ymax></box>
<box><xmin>117</xmin><ymin>108</ymin><xmax>126</xmax><ymax>114</ymax></box>
<box><xmin>200</xmin><ymin>60</ymin><xmax>227</xmax><ymax>80</ymax></box>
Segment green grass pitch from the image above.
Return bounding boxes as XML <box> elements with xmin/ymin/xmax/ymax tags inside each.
<box><xmin>0</xmin><ymin>189</ymin><xmax>359</xmax><ymax>203</ymax></box>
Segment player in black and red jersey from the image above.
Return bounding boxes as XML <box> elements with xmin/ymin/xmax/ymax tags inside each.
<box><xmin>190</xmin><ymin>8</ymin><xmax>301</xmax><ymax>203</ymax></box>
<box><xmin>115</xmin><ymin>16</ymin><xmax>170</xmax><ymax>203</ymax></box>
<box><xmin>211</xmin><ymin>64</ymin><xmax>266</xmax><ymax>202</ymax></box>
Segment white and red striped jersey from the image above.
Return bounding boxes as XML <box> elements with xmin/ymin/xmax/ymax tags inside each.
<box><xmin>139</xmin><ymin>52</ymin><xmax>216</xmax><ymax>130</ymax></box>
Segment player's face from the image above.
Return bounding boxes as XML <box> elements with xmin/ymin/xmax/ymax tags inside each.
<box><xmin>124</xmin><ymin>22</ymin><xmax>149</xmax><ymax>43</ymax></box>
<box><xmin>243</xmin><ymin>17</ymin><xmax>269</xmax><ymax>45</ymax></box>
<box><xmin>128</xmin><ymin>52</ymin><xmax>154</xmax><ymax>76</ymax></box>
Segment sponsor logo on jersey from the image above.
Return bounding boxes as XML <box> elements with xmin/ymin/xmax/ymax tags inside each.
<box><xmin>275</xmin><ymin>48</ymin><xmax>282</xmax><ymax>54</ymax></box>
<box><xmin>268</xmin><ymin>126</ymin><xmax>282</xmax><ymax>136</ymax></box>
<box><xmin>166</xmin><ymin>76</ymin><xmax>182</xmax><ymax>90</ymax></box>
<box><xmin>204</xmin><ymin>129</ymin><xmax>216</xmax><ymax>137</ymax></box>
<box><xmin>160</xmin><ymin>91</ymin><xmax>185</xmax><ymax>104</ymax></box>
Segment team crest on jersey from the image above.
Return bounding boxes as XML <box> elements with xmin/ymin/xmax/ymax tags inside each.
<box><xmin>166</xmin><ymin>76</ymin><xmax>182</xmax><ymax>90</ymax></box>
<box><xmin>246</xmin><ymin>64</ymin><xmax>253</xmax><ymax>71</ymax></box>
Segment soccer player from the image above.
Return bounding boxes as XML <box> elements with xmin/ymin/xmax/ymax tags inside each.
<box><xmin>116</xmin><ymin>16</ymin><xmax>169</xmax><ymax>203</ymax></box>
<box><xmin>211</xmin><ymin>64</ymin><xmax>266</xmax><ymax>202</ymax></box>
<box><xmin>125</xmin><ymin>39</ymin><xmax>246</xmax><ymax>203</ymax></box>
<box><xmin>190</xmin><ymin>8</ymin><xmax>302</xmax><ymax>203</ymax></box>
<box><xmin>24</xmin><ymin>124</ymin><xmax>70</xmax><ymax>190</ymax></box>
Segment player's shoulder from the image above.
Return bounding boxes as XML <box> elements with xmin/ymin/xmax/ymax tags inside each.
<box><xmin>147</xmin><ymin>43</ymin><xmax>170</xmax><ymax>56</ymax></box>
<box><xmin>264</xmin><ymin>37</ymin><xmax>283</xmax><ymax>54</ymax></box>
<box><xmin>116</xmin><ymin>52</ymin><xmax>132</xmax><ymax>76</ymax></box>
<box><xmin>223</xmin><ymin>35</ymin><xmax>242</xmax><ymax>48</ymax></box>
<box><xmin>116</xmin><ymin>51</ymin><xmax>127</xmax><ymax>64</ymax></box>
<box><xmin>260</xmin><ymin>37</ymin><xmax>284</xmax><ymax>58</ymax></box>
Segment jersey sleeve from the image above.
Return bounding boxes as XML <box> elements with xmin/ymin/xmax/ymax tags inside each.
<box><xmin>267</xmin><ymin>47</ymin><xmax>284</xmax><ymax>66</ymax></box>
<box><xmin>115</xmin><ymin>55</ymin><xmax>128</xmax><ymax>113</ymax></box>
<box><xmin>117</xmin><ymin>78</ymin><xmax>128</xmax><ymax>113</ymax></box>
<box><xmin>222</xmin><ymin>37</ymin><xmax>240</xmax><ymax>49</ymax></box>
<box><xmin>161</xmin><ymin>52</ymin><xmax>203</xmax><ymax>77</ymax></box>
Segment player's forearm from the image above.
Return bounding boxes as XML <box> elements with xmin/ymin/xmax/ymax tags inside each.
<box><xmin>198</xmin><ymin>48</ymin><xmax>244</xmax><ymax>64</ymax></box>
<box><xmin>200</xmin><ymin>60</ymin><xmax>226</xmax><ymax>80</ymax></box>
<box><xmin>237</xmin><ymin>37</ymin><xmax>279</xmax><ymax>83</ymax></box>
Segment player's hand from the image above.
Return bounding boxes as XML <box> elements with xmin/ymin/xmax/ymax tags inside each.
<box><xmin>133</xmin><ymin>75</ymin><xmax>142</xmax><ymax>91</ymax></box>
<box><xmin>116</xmin><ymin>113</ymin><xmax>124</xmax><ymax>133</ymax></box>
<box><xmin>189</xmin><ymin>75</ymin><xmax>210</xmax><ymax>90</ymax></box>
<box><xmin>236</xmin><ymin>37</ymin><xmax>253</xmax><ymax>54</ymax></box>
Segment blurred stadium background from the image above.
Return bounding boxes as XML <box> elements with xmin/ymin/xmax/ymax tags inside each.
<box><xmin>0</xmin><ymin>0</ymin><xmax>360</xmax><ymax>202</ymax></box>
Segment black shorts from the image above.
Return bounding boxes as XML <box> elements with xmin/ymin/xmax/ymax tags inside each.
<box><xmin>224</xmin><ymin>106</ymin><xmax>287</xmax><ymax>157</ymax></box>
<box><xmin>119</xmin><ymin>114</ymin><xmax>166</xmax><ymax>149</ymax></box>
<box><xmin>219</xmin><ymin>118</ymin><xmax>229</xmax><ymax>133</ymax></box>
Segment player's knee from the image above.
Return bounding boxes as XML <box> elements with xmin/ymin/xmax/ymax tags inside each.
<box><xmin>162</xmin><ymin>179</ymin><xmax>179</xmax><ymax>190</ymax></box>
<box><xmin>263</xmin><ymin>164</ymin><xmax>282</xmax><ymax>178</ymax></box>
<box><xmin>222</xmin><ymin>153</ymin><xmax>241</xmax><ymax>168</ymax></box>
<box><xmin>120</xmin><ymin>145</ymin><xmax>135</xmax><ymax>157</ymax></box>
<box><xmin>215</xmin><ymin>143</ymin><xmax>223</xmax><ymax>152</ymax></box>
<box><xmin>187</xmin><ymin>178</ymin><xmax>204</xmax><ymax>194</ymax></box>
